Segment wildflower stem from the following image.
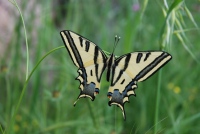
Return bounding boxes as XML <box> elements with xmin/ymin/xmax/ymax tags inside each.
<box><xmin>10</xmin><ymin>0</ymin><xmax>29</xmax><ymax>80</ymax></box>
<box><xmin>87</xmin><ymin>99</ymin><xmax>98</xmax><ymax>128</ymax></box>
<box><xmin>154</xmin><ymin>69</ymin><xmax>162</xmax><ymax>134</ymax></box>
<box><xmin>8</xmin><ymin>46</ymin><xmax>64</xmax><ymax>133</ymax></box>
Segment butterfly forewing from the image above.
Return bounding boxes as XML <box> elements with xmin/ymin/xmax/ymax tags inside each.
<box><xmin>108</xmin><ymin>51</ymin><xmax>172</xmax><ymax>119</ymax></box>
<box><xmin>60</xmin><ymin>30</ymin><xmax>107</xmax><ymax>104</ymax></box>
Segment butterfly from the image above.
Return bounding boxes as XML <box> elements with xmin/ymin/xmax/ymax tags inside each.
<box><xmin>60</xmin><ymin>30</ymin><xmax>172</xmax><ymax>120</ymax></box>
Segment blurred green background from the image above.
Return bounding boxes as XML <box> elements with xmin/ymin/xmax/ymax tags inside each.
<box><xmin>0</xmin><ymin>0</ymin><xmax>200</xmax><ymax>133</ymax></box>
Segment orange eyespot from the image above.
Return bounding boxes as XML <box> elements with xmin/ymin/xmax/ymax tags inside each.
<box><xmin>107</xmin><ymin>96</ymin><xmax>111</xmax><ymax>99</ymax></box>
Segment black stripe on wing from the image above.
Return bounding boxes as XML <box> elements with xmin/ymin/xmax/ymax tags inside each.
<box><xmin>79</xmin><ymin>37</ymin><xmax>83</xmax><ymax>47</ymax></box>
<box><xmin>60</xmin><ymin>31</ymin><xmax>84</xmax><ymax>68</ymax></box>
<box><xmin>110</xmin><ymin>53</ymin><xmax>131</xmax><ymax>86</ymax></box>
<box><xmin>144</xmin><ymin>52</ymin><xmax>151</xmax><ymax>61</ymax></box>
<box><xmin>136</xmin><ymin>53</ymin><xmax>143</xmax><ymax>63</ymax></box>
<box><xmin>135</xmin><ymin>52</ymin><xmax>172</xmax><ymax>81</ymax></box>
<box><xmin>94</xmin><ymin>46</ymin><xmax>107</xmax><ymax>82</ymax></box>
<box><xmin>85</xmin><ymin>41</ymin><xmax>90</xmax><ymax>52</ymax></box>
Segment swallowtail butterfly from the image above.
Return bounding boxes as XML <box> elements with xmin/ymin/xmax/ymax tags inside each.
<box><xmin>60</xmin><ymin>30</ymin><xmax>172</xmax><ymax>120</ymax></box>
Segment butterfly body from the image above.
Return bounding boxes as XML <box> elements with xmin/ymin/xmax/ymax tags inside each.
<box><xmin>106</xmin><ymin>53</ymin><xmax>115</xmax><ymax>82</ymax></box>
<box><xmin>60</xmin><ymin>30</ymin><xmax>172</xmax><ymax>119</ymax></box>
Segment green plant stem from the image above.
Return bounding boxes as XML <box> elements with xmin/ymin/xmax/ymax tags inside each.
<box><xmin>11</xmin><ymin>0</ymin><xmax>29</xmax><ymax>80</ymax></box>
<box><xmin>7</xmin><ymin>46</ymin><xmax>64</xmax><ymax>133</ymax></box>
<box><xmin>55</xmin><ymin>101</ymin><xmax>61</xmax><ymax>134</ymax></box>
<box><xmin>159</xmin><ymin>0</ymin><xmax>183</xmax><ymax>46</ymax></box>
<box><xmin>115</xmin><ymin>106</ymin><xmax>116</xmax><ymax>133</ymax></box>
<box><xmin>154</xmin><ymin>1</ymin><xmax>183</xmax><ymax>133</ymax></box>
<box><xmin>5</xmin><ymin>75</ymin><xmax>11</xmax><ymax>134</ymax></box>
<box><xmin>141</xmin><ymin>0</ymin><xmax>149</xmax><ymax>19</ymax></box>
<box><xmin>0</xmin><ymin>124</ymin><xmax>3</xmax><ymax>134</ymax></box>
<box><xmin>87</xmin><ymin>99</ymin><xmax>97</xmax><ymax>128</ymax></box>
<box><xmin>146</xmin><ymin>117</ymin><xmax>167</xmax><ymax>134</ymax></box>
<box><xmin>154</xmin><ymin>70</ymin><xmax>162</xmax><ymax>134</ymax></box>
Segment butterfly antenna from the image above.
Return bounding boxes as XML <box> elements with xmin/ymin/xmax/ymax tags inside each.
<box><xmin>112</xmin><ymin>35</ymin><xmax>120</xmax><ymax>54</ymax></box>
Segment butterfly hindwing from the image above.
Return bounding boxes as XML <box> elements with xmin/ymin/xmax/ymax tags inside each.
<box><xmin>107</xmin><ymin>51</ymin><xmax>172</xmax><ymax>119</ymax></box>
<box><xmin>60</xmin><ymin>30</ymin><xmax>107</xmax><ymax>104</ymax></box>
